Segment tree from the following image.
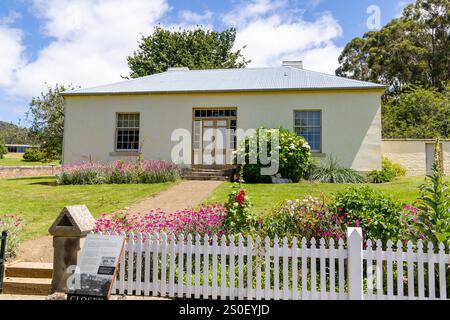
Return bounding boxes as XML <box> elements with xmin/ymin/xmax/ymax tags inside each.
<box><xmin>336</xmin><ymin>0</ymin><xmax>449</xmax><ymax>94</ymax></box>
<box><xmin>127</xmin><ymin>26</ymin><xmax>250</xmax><ymax>78</ymax></box>
<box><xmin>0</xmin><ymin>121</ymin><xmax>34</xmax><ymax>145</ymax></box>
<box><xmin>382</xmin><ymin>85</ymin><xmax>450</xmax><ymax>138</ymax></box>
<box><xmin>27</xmin><ymin>84</ymin><xmax>73</xmax><ymax>161</ymax></box>
<box><xmin>0</xmin><ymin>138</ymin><xmax>7</xmax><ymax>159</ymax></box>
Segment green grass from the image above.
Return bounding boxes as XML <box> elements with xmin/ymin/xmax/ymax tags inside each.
<box><xmin>0</xmin><ymin>153</ymin><xmax>59</xmax><ymax>166</ymax></box>
<box><xmin>0</xmin><ymin>176</ymin><xmax>176</xmax><ymax>241</ymax></box>
<box><xmin>206</xmin><ymin>177</ymin><xmax>447</xmax><ymax>212</ymax></box>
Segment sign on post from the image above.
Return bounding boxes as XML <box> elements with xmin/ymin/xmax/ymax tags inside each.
<box><xmin>67</xmin><ymin>234</ymin><xmax>125</xmax><ymax>300</ymax></box>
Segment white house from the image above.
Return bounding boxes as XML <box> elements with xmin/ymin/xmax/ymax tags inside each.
<box><xmin>62</xmin><ymin>61</ymin><xmax>386</xmax><ymax>172</ymax></box>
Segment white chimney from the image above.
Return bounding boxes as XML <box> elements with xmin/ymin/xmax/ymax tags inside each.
<box><xmin>282</xmin><ymin>61</ymin><xmax>303</xmax><ymax>69</ymax></box>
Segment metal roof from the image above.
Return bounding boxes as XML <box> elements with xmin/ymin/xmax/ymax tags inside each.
<box><xmin>65</xmin><ymin>67</ymin><xmax>386</xmax><ymax>96</ymax></box>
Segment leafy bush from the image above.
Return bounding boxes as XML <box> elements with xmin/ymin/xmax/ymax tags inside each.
<box><xmin>57</xmin><ymin>160</ymin><xmax>180</xmax><ymax>185</ymax></box>
<box><xmin>329</xmin><ymin>186</ymin><xmax>404</xmax><ymax>242</ymax></box>
<box><xmin>0</xmin><ymin>215</ymin><xmax>23</xmax><ymax>259</ymax></box>
<box><xmin>368</xmin><ymin>157</ymin><xmax>406</xmax><ymax>183</ymax></box>
<box><xmin>260</xmin><ymin>196</ymin><xmax>346</xmax><ymax>241</ymax></box>
<box><xmin>95</xmin><ymin>204</ymin><xmax>226</xmax><ymax>237</ymax></box>
<box><xmin>224</xmin><ymin>185</ymin><xmax>258</xmax><ymax>234</ymax></box>
<box><xmin>236</xmin><ymin>127</ymin><xmax>311</xmax><ymax>183</ymax></box>
<box><xmin>0</xmin><ymin>138</ymin><xmax>7</xmax><ymax>159</ymax></box>
<box><xmin>308</xmin><ymin>156</ymin><xmax>365</xmax><ymax>183</ymax></box>
<box><xmin>415</xmin><ymin>149</ymin><xmax>450</xmax><ymax>246</ymax></box>
<box><xmin>22</xmin><ymin>148</ymin><xmax>45</xmax><ymax>162</ymax></box>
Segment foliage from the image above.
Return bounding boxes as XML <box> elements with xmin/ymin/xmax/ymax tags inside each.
<box><xmin>224</xmin><ymin>185</ymin><xmax>258</xmax><ymax>234</ymax></box>
<box><xmin>0</xmin><ymin>215</ymin><xmax>23</xmax><ymax>258</ymax></box>
<box><xmin>236</xmin><ymin>127</ymin><xmax>311</xmax><ymax>183</ymax></box>
<box><xmin>57</xmin><ymin>160</ymin><xmax>180</xmax><ymax>185</ymax></box>
<box><xmin>308</xmin><ymin>155</ymin><xmax>365</xmax><ymax>183</ymax></box>
<box><xmin>22</xmin><ymin>148</ymin><xmax>45</xmax><ymax>162</ymax></box>
<box><xmin>415</xmin><ymin>142</ymin><xmax>450</xmax><ymax>245</ymax></box>
<box><xmin>368</xmin><ymin>157</ymin><xmax>407</xmax><ymax>183</ymax></box>
<box><xmin>0</xmin><ymin>121</ymin><xmax>33</xmax><ymax>145</ymax></box>
<box><xmin>336</xmin><ymin>0</ymin><xmax>450</xmax><ymax>94</ymax></box>
<box><xmin>27</xmin><ymin>84</ymin><xmax>75</xmax><ymax>161</ymax></box>
<box><xmin>127</xmin><ymin>26</ymin><xmax>250</xmax><ymax>78</ymax></box>
<box><xmin>329</xmin><ymin>186</ymin><xmax>405</xmax><ymax>242</ymax></box>
<box><xmin>260</xmin><ymin>196</ymin><xmax>346</xmax><ymax>241</ymax></box>
<box><xmin>95</xmin><ymin>204</ymin><xmax>226</xmax><ymax>237</ymax></box>
<box><xmin>382</xmin><ymin>85</ymin><xmax>449</xmax><ymax>138</ymax></box>
<box><xmin>0</xmin><ymin>138</ymin><xmax>7</xmax><ymax>159</ymax></box>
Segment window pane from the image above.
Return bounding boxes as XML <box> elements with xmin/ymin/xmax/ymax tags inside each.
<box><xmin>116</xmin><ymin>114</ymin><xmax>140</xmax><ymax>150</ymax></box>
<box><xmin>294</xmin><ymin>111</ymin><xmax>321</xmax><ymax>152</ymax></box>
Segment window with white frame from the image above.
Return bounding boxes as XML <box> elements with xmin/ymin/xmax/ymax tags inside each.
<box><xmin>116</xmin><ymin>113</ymin><xmax>140</xmax><ymax>151</ymax></box>
<box><xmin>294</xmin><ymin>110</ymin><xmax>321</xmax><ymax>152</ymax></box>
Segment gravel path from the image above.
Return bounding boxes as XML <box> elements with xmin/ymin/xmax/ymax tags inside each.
<box><xmin>13</xmin><ymin>180</ymin><xmax>223</xmax><ymax>263</ymax></box>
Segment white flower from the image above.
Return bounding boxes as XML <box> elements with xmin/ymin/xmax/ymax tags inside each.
<box><xmin>289</xmin><ymin>144</ymin><xmax>295</xmax><ymax>150</ymax></box>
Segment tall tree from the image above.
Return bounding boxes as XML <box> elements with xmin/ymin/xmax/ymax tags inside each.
<box><xmin>127</xmin><ymin>27</ymin><xmax>250</xmax><ymax>78</ymax></box>
<box><xmin>27</xmin><ymin>84</ymin><xmax>73</xmax><ymax>160</ymax></box>
<box><xmin>336</xmin><ymin>0</ymin><xmax>449</xmax><ymax>94</ymax></box>
<box><xmin>382</xmin><ymin>85</ymin><xmax>450</xmax><ymax>138</ymax></box>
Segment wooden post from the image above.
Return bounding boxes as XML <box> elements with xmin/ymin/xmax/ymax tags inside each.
<box><xmin>347</xmin><ymin>227</ymin><xmax>363</xmax><ymax>300</ymax></box>
<box><xmin>0</xmin><ymin>231</ymin><xmax>8</xmax><ymax>294</ymax></box>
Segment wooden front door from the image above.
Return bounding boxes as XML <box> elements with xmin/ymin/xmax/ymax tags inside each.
<box><xmin>202</xmin><ymin>119</ymin><xmax>229</xmax><ymax>166</ymax></box>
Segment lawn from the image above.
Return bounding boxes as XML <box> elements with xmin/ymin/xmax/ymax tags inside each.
<box><xmin>206</xmin><ymin>177</ymin><xmax>446</xmax><ymax>212</ymax></box>
<box><xmin>0</xmin><ymin>176</ymin><xmax>175</xmax><ymax>240</ymax></box>
<box><xmin>0</xmin><ymin>153</ymin><xmax>59</xmax><ymax>166</ymax></box>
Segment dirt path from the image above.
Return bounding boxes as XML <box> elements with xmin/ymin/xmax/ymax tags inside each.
<box><xmin>14</xmin><ymin>180</ymin><xmax>223</xmax><ymax>263</ymax></box>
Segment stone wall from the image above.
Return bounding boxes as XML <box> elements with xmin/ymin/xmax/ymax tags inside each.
<box><xmin>381</xmin><ymin>139</ymin><xmax>450</xmax><ymax>176</ymax></box>
<box><xmin>0</xmin><ymin>166</ymin><xmax>61</xmax><ymax>179</ymax></box>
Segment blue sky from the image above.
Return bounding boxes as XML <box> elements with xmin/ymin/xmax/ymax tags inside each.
<box><xmin>0</xmin><ymin>0</ymin><xmax>414</xmax><ymax>125</ymax></box>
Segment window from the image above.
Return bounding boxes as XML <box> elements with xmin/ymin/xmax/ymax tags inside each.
<box><xmin>116</xmin><ymin>113</ymin><xmax>140</xmax><ymax>151</ymax></box>
<box><xmin>294</xmin><ymin>111</ymin><xmax>321</xmax><ymax>152</ymax></box>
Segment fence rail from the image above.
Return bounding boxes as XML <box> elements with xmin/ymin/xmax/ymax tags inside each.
<box><xmin>108</xmin><ymin>228</ymin><xmax>450</xmax><ymax>300</ymax></box>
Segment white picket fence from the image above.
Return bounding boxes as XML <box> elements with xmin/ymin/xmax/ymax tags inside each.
<box><xmin>109</xmin><ymin>228</ymin><xmax>450</xmax><ymax>300</ymax></box>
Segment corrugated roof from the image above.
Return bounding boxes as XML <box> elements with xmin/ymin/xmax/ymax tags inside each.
<box><xmin>65</xmin><ymin>67</ymin><xmax>386</xmax><ymax>96</ymax></box>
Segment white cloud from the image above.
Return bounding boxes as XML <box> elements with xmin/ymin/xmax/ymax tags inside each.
<box><xmin>226</xmin><ymin>0</ymin><xmax>343</xmax><ymax>74</ymax></box>
<box><xmin>6</xmin><ymin>0</ymin><xmax>169</xmax><ymax>97</ymax></box>
<box><xmin>0</xmin><ymin>12</ymin><xmax>26</xmax><ymax>87</ymax></box>
<box><xmin>179</xmin><ymin>10</ymin><xmax>213</xmax><ymax>25</ymax></box>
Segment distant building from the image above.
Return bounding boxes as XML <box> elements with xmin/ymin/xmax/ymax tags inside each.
<box><xmin>5</xmin><ymin>144</ymin><xmax>38</xmax><ymax>153</ymax></box>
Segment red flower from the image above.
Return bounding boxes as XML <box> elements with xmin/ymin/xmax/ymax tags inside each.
<box><xmin>235</xmin><ymin>189</ymin><xmax>246</xmax><ymax>206</ymax></box>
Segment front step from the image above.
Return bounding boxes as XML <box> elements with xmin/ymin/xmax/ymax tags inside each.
<box><xmin>5</xmin><ymin>262</ymin><xmax>53</xmax><ymax>278</ymax></box>
<box><xmin>183</xmin><ymin>168</ymin><xmax>233</xmax><ymax>181</ymax></box>
<box><xmin>3</xmin><ymin>277</ymin><xmax>51</xmax><ymax>296</ymax></box>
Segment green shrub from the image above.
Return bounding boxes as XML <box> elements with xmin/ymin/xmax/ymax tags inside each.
<box><xmin>308</xmin><ymin>156</ymin><xmax>365</xmax><ymax>183</ymax></box>
<box><xmin>329</xmin><ymin>186</ymin><xmax>404</xmax><ymax>242</ymax></box>
<box><xmin>0</xmin><ymin>215</ymin><xmax>23</xmax><ymax>259</ymax></box>
<box><xmin>236</xmin><ymin>127</ymin><xmax>311</xmax><ymax>183</ymax></box>
<box><xmin>261</xmin><ymin>196</ymin><xmax>346</xmax><ymax>240</ymax></box>
<box><xmin>415</xmin><ymin>145</ymin><xmax>450</xmax><ymax>246</ymax></box>
<box><xmin>368</xmin><ymin>157</ymin><xmax>406</xmax><ymax>183</ymax></box>
<box><xmin>0</xmin><ymin>138</ymin><xmax>7</xmax><ymax>159</ymax></box>
<box><xmin>224</xmin><ymin>185</ymin><xmax>258</xmax><ymax>234</ymax></box>
<box><xmin>23</xmin><ymin>148</ymin><xmax>45</xmax><ymax>162</ymax></box>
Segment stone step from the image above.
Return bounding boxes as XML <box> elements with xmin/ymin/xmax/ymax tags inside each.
<box><xmin>3</xmin><ymin>277</ymin><xmax>52</xmax><ymax>296</ymax></box>
<box><xmin>185</xmin><ymin>172</ymin><xmax>229</xmax><ymax>177</ymax></box>
<box><xmin>5</xmin><ymin>262</ymin><xmax>53</xmax><ymax>279</ymax></box>
<box><xmin>184</xmin><ymin>175</ymin><xmax>229</xmax><ymax>181</ymax></box>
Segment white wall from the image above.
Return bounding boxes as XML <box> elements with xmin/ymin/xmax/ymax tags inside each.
<box><xmin>381</xmin><ymin>140</ymin><xmax>450</xmax><ymax>176</ymax></box>
<box><xmin>63</xmin><ymin>90</ymin><xmax>382</xmax><ymax>171</ymax></box>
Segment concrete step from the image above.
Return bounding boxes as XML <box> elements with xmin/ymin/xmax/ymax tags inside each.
<box><xmin>3</xmin><ymin>277</ymin><xmax>52</xmax><ymax>296</ymax></box>
<box><xmin>185</xmin><ymin>172</ymin><xmax>229</xmax><ymax>177</ymax></box>
<box><xmin>184</xmin><ymin>175</ymin><xmax>229</xmax><ymax>181</ymax></box>
<box><xmin>5</xmin><ymin>262</ymin><xmax>53</xmax><ymax>279</ymax></box>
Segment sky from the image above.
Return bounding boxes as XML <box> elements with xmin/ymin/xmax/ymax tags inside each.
<box><xmin>0</xmin><ymin>0</ymin><xmax>414</xmax><ymax>125</ymax></box>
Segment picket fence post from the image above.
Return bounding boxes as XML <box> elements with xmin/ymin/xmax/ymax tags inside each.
<box><xmin>347</xmin><ymin>227</ymin><xmax>363</xmax><ymax>300</ymax></box>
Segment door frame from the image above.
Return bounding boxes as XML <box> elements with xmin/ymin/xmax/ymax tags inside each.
<box><xmin>191</xmin><ymin>107</ymin><xmax>237</xmax><ymax>168</ymax></box>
